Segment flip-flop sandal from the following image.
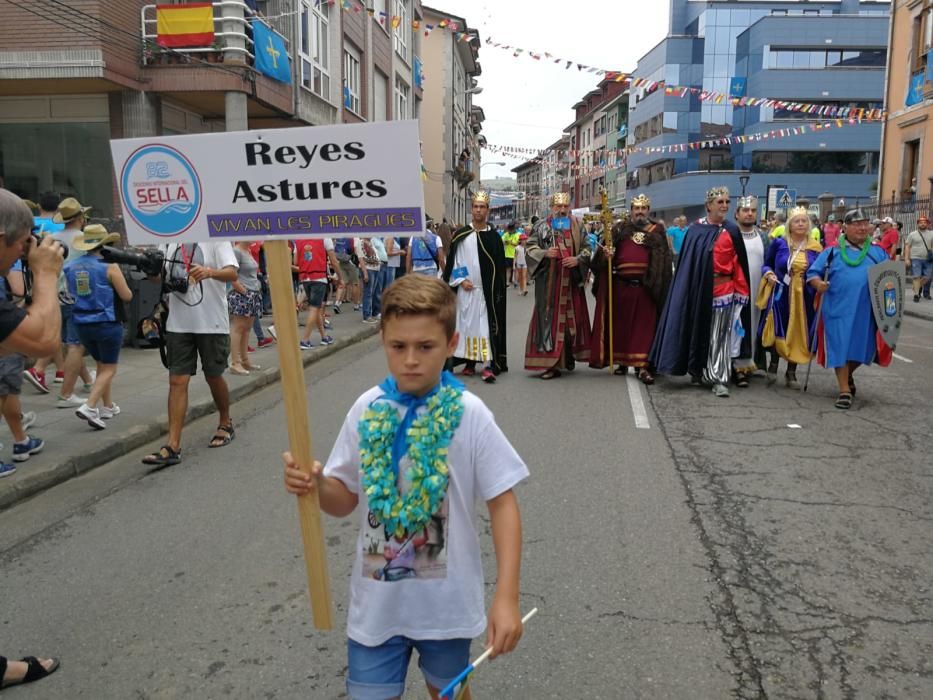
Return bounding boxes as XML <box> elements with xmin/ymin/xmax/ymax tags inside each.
<box><xmin>1</xmin><ymin>657</ymin><xmax>60</xmax><ymax>689</ymax></box>
<box><xmin>539</xmin><ymin>369</ymin><xmax>562</xmax><ymax>380</ymax></box>
<box><xmin>209</xmin><ymin>423</ymin><xmax>235</xmax><ymax>448</ymax></box>
<box><xmin>141</xmin><ymin>445</ymin><xmax>181</xmax><ymax>467</ymax></box>
<box><xmin>834</xmin><ymin>393</ymin><xmax>853</xmax><ymax>410</ymax></box>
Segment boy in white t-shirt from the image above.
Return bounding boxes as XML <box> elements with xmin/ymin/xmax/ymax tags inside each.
<box><xmin>284</xmin><ymin>274</ymin><xmax>528</xmax><ymax>699</ymax></box>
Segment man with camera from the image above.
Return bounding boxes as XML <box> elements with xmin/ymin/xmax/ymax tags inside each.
<box><xmin>141</xmin><ymin>242</ymin><xmax>238</xmax><ymax>467</ymax></box>
<box><xmin>0</xmin><ymin>191</ymin><xmax>64</xmax><ymax>462</ymax></box>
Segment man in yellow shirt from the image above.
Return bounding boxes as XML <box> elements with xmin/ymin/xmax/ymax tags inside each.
<box><xmin>501</xmin><ymin>221</ymin><xmax>520</xmax><ymax>287</ymax></box>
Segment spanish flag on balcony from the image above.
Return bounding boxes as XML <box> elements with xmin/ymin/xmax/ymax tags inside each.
<box><xmin>156</xmin><ymin>3</ymin><xmax>215</xmax><ymax>48</ymax></box>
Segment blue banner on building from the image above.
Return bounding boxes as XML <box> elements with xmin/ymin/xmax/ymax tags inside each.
<box><xmin>729</xmin><ymin>77</ymin><xmax>747</xmax><ymax>98</ymax></box>
<box><xmin>414</xmin><ymin>56</ymin><xmax>423</xmax><ymax>89</ymax></box>
<box><xmin>253</xmin><ymin>20</ymin><xmax>291</xmax><ymax>84</ymax></box>
<box><xmin>906</xmin><ymin>71</ymin><xmax>925</xmax><ymax>107</ymax></box>
<box><xmin>927</xmin><ymin>51</ymin><xmax>933</xmax><ymax>84</ymax></box>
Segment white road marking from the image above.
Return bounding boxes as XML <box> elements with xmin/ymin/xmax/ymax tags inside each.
<box><xmin>893</xmin><ymin>352</ymin><xmax>914</xmax><ymax>364</ymax></box>
<box><xmin>626</xmin><ymin>375</ymin><xmax>651</xmax><ymax>430</ymax></box>
<box><xmin>787</xmin><ymin>424</ymin><xmax>802</xmax><ymax>429</ymax></box>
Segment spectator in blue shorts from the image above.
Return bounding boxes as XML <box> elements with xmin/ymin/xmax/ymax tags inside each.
<box><xmin>64</xmin><ymin>225</ymin><xmax>133</xmax><ymax>430</ymax></box>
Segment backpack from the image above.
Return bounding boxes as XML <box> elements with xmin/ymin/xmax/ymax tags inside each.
<box><xmin>334</xmin><ymin>237</ymin><xmax>354</xmax><ymax>263</ymax></box>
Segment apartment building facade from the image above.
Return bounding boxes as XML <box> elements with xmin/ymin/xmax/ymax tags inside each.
<box><xmin>419</xmin><ymin>6</ymin><xmax>484</xmax><ymax>227</ymax></box>
<box><xmin>566</xmin><ymin>78</ymin><xmax>627</xmax><ymax>211</ymax></box>
<box><xmin>512</xmin><ymin>158</ymin><xmax>542</xmax><ymax>221</ymax></box>
<box><xmin>627</xmin><ymin>0</ymin><xmax>890</xmax><ymax>221</ymax></box>
<box><xmin>0</xmin><ymin>0</ymin><xmax>425</xmax><ymax>218</ymax></box>
<box><xmin>879</xmin><ymin>0</ymin><xmax>933</xmax><ymax>202</ymax></box>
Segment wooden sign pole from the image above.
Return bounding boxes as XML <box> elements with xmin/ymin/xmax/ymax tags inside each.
<box><xmin>265</xmin><ymin>239</ymin><xmax>333</xmax><ymax>630</ymax></box>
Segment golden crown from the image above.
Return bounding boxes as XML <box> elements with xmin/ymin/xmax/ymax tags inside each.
<box><xmin>552</xmin><ymin>192</ymin><xmax>571</xmax><ymax>206</ymax></box>
<box><xmin>787</xmin><ymin>206</ymin><xmax>810</xmax><ymax>221</ymax></box>
<box><xmin>471</xmin><ymin>190</ymin><xmax>490</xmax><ymax>204</ymax></box>
<box><xmin>706</xmin><ymin>186</ymin><xmax>730</xmax><ymax>202</ymax></box>
<box><xmin>630</xmin><ymin>194</ymin><xmax>651</xmax><ymax>209</ymax></box>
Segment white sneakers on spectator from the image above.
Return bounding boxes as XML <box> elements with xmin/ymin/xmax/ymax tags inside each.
<box><xmin>57</xmin><ymin>394</ymin><xmax>85</xmax><ymax>408</ymax></box>
<box><xmin>99</xmin><ymin>403</ymin><xmax>120</xmax><ymax>420</ymax></box>
<box><xmin>21</xmin><ymin>411</ymin><xmax>37</xmax><ymax>431</ymax></box>
<box><xmin>76</xmin><ymin>403</ymin><xmax>106</xmax><ymax>430</ymax></box>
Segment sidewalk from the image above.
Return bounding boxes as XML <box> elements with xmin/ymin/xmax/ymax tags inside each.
<box><xmin>0</xmin><ymin>307</ymin><xmax>378</xmax><ymax>512</ymax></box>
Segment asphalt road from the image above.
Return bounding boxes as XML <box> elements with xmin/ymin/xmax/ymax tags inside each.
<box><xmin>2</xmin><ymin>290</ymin><xmax>931</xmax><ymax>699</ymax></box>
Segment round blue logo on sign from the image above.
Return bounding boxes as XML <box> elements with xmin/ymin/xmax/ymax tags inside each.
<box><xmin>120</xmin><ymin>144</ymin><xmax>202</xmax><ymax>237</ymax></box>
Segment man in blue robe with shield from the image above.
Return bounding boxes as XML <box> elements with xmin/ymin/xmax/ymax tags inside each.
<box><xmin>806</xmin><ymin>209</ymin><xmax>892</xmax><ymax>410</ymax></box>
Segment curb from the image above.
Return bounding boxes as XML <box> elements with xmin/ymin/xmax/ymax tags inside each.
<box><xmin>0</xmin><ymin>326</ymin><xmax>379</xmax><ymax>513</ymax></box>
<box><xmin>905</xmin><ymin>308</ymin><xmax>933</xmax><ymax>322</ymax></box>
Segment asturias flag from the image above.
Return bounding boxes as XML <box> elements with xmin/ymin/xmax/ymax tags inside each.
<box><xmin>253</xmin><ymin>20</ymin><xmax>292</xmax><ymax>84</ymax></box>
<box><xmin>156</xmin><ymin>3</ymin><xmax>215</xmax><ymax>48</ymax></box>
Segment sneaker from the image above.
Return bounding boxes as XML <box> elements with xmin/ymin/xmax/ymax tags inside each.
<box><xmin>99</xmin><ymin>403</ymin><xmax>121</xmax><ymax>420</ymax></box>
<box><xmin>23</xmin><ymin>368</ymin><xmax>50</xmax><ymax>394</ymax></box>
<box><xmin>320</xmin><ymin>335</ymin><xmax>335</xmax><ymax>346</ymax></box>
<box><xmin>481</xmin><ymin>368</ymin><xmax>497</xmax><ymax>383</ymax></box>
<box><xmin>299</xmin><ymin>340</ymin><xmax>314</xmax><ymax>350</ymax></box>
<box><xmin>57</xmin><ymin>394</ymin><xmax>85</xmax><ymax>408</ymax></box>
<box><xmin>323</xmin><ymin>319</ymin><xmax>333</xmax><ymax>330</ymax></box>
<box><xmin>53</xmin><ymin>370</ymin><xmax>64</xmax><ymax>384</ymax></box>
<box><xmin>332</xmin><ymin>302</ymin><xmax>342</xmax><ymax>314</ymax></box>
<box><xmin>75</xmin><ymin>403</ymin><xmax>106</xmax><ymax>430</ymax></box>
<box><xmin>353</xmin><ymin>304</ymin><xmax>361</xmax><ymax>311</ymax></box>
<box><xmin>257</xmin><ymin>337</ymin><xmax>275</xmax><ymax>348</ymax></box>
<box><xmin>268</xmin><ymin>325</ymin><xmax>277</xmax><ymax>340</ymax></box>
<box><xmin>362</xmin><ymin>317</ymin><xmax>379</xmax><ymax>324</ymax></box>
<box><xmin>0</xmin><ymin>462</ymin><xmax>15</xmax><ymax>478</ymax></box>
<box><xmin>915</xmin><ymin>294</ymin><xmax>921</xmax><ymax>303</ymax></box>
<box><xmin>12</xmin><ymin>436</ymin><xmax>45</xmax><ymax>461</ymax></box>
<box><xmin>20</xmin><ymin>411</ymin><xmax>37</xmax><ymax>431</ymax></box>
<box><xmin>247</xmin><ymin>346</ymin><xmax>256</xmax><ymax>353</ymax></box>
<box><xmin>712</xmin><ymin>384</ymin><xmax>730</xmax><ymax>398</ymax></box>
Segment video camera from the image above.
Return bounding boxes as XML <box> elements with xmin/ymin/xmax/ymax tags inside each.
<box><xmin>98</xmin><ymin>246</ymin><xmax>188</xmax><ymax>294</ymax></box>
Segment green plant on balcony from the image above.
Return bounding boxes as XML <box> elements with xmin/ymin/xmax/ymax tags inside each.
<box><xmin>454</xmin><ymin>164</ymin><xmax>475</xmax><ymax>189</ymax></box>
<box><xmin>206</xmin><ymin>41</ymin><xmax>225</xmax><ymax>63</ymax></box>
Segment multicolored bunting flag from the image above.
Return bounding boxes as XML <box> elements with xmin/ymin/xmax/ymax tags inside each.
<box><xmin>156</xmin><ymin>3</ymin><xmax>215</xmax><ymax>48</ymax></box>
<box><xmin>252</xmin><ymin>20</ymin><xmax>291</xmax><ymax>83</ymax></box>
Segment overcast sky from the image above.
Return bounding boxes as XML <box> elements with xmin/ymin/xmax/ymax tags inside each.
<box><xmin>432</xmin><ymin>1</ymin><xmax>672</xmax><ymax>181</ymax></box>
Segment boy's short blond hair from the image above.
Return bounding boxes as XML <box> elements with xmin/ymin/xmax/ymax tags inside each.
<box><xmin>380</xmin><ymin>275</ymin><xmax>457</xmax><ymax>339</ymax></box>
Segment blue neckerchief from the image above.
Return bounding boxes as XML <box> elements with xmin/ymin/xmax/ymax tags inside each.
<box><xmin>376</xmin><ymin>370</ymin><xmax>464</xmax><ymax>479</ymax></box>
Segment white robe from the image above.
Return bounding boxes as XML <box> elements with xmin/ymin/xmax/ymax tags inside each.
<box><xmin>737</xmin><ymin>231</ymin><xmax>765</xmax><ymax>366</ymax></box>
<box><xmin>450</xmin><ymin>232</ymin><xmax>491</xmax><ymax>363</ymax></box>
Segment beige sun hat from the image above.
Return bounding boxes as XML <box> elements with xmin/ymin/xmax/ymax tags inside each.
<box><xmin>52</xmin><ymin>197</ymin><xmax>92</xmax><ymax>223</ymax></box>
<box><xmin>71</xmin><ymin>224</ymin><xmax>121</xmax><ymax>251</ymax></box>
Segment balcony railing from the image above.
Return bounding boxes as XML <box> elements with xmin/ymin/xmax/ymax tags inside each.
<box><xmin>140</xmin><ymin>1</ymin><xmax>288</xmax><ymax>67</ymax></box>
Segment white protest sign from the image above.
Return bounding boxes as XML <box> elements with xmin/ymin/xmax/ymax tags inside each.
<box><xmin>110</xmin><ymin>120</ymin><xmax>425</xmax><ymax>245</ymax></box>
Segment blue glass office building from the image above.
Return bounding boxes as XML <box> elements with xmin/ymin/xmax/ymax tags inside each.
<box><xmin>627</xmin><ymin>0</ymin><xmax>890</xmax><ymax>221</ymax></box>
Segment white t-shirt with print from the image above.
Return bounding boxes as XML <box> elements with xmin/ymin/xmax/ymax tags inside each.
<box><xmin>324</xmin><ymin>387</ymin><xmax>529</xmax><ymax>646</ymax></box>
<box><xmin>164</xmin><ymin>242</ymin><xmax>238</xmax><ymax>334</ymax></box>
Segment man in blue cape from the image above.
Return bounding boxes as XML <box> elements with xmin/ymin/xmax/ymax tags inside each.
<box><xmin>649</xmin><ymin>186</ymin><xmax>752</xmax><ymax>396</ymax></box>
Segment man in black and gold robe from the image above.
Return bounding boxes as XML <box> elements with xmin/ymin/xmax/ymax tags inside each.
<box><xmin>442</xmin><ymin>191</ymin><xmax>508</xmax><ymax>382</ymax></box>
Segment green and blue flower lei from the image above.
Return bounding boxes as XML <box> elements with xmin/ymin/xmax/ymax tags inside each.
<box><xmin>359</xmin><ymin>372</ymin><xmax>465</xmax><ymax>539</ymax></box>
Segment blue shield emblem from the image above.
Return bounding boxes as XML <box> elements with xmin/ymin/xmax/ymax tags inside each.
<box><xmin>884</xmin><ymin>283</ymin><xmax>897</xmax><ymax>317</ymax></box>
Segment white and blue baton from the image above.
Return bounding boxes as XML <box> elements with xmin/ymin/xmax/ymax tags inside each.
<box><xmin>439</xmin><ymin>608</ymin><xmax>538</xmax><ymax>700</ymax></box>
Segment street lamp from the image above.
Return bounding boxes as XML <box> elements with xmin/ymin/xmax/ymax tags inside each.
<box><xmin>479</xmin><ymin>161</ymin><xmax>506</xmax><ymax>188</ymax></box>
<box><xmin>739</xmin><ymin>175</ymin><xmax>750</xmax><ymax>196</ymax></box>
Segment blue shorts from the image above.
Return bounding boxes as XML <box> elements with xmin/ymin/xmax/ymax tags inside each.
<box><xmin>61</xmin><ymin>304</ymin><xmax>81</xmax><ymax>345</ymax></box>
<box><xmin>346</xmin><ymin>636</ymin><xmax>471</xmax><ymax>700</ymax></box>
<box><xmin>76</xmin><ymin>321</ymin><xmax>124</xmax><ymax>364</ymax></box>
